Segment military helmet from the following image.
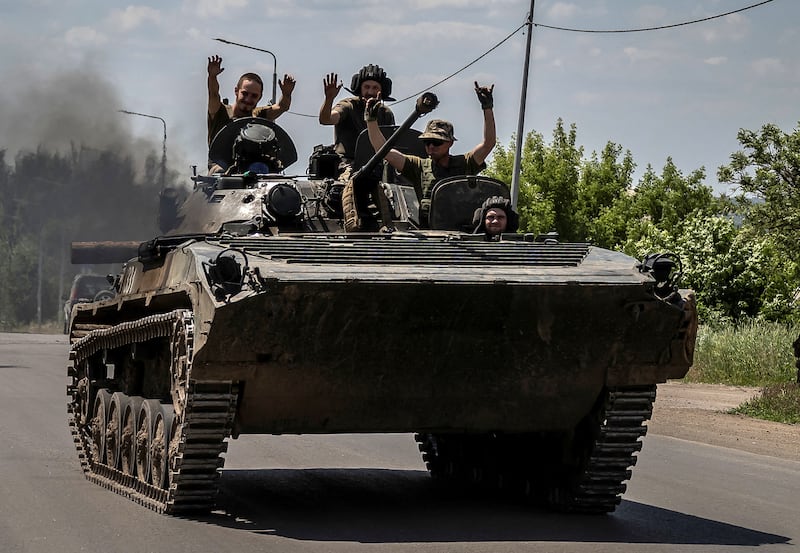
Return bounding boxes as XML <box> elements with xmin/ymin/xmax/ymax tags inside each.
<box><xmin>472</xmin><ymin>195</ymin><xmax>519</xmax><ymax>234</ymax></box>
<box><xmin>349</xmin><ymin>64</ymin><xmax>394</xmax><ymax>101</ymax></box>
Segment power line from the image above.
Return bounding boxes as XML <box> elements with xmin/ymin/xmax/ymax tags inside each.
<box><xmin>534</xmin><ymin>0</ymin><xmax>775</xmax><ymax>34</ymax></box>
<box><xmin>391</xmin><ymin>21</ymin><xmax>528</xmax><ymax>105</ymax></box>
<box><xmin>287</xmin><ymin>21</ymin><xmax>528</xmax><ymax>116</ymax></box>
<box><xmin>288</xmin><ymin>0</ymin><xmax>776</xmax><ymax>117</ymax></box>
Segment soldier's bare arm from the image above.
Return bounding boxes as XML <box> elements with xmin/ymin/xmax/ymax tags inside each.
<box><xmin>319</xmin><ymin>72</ymin><xmax>343</xmax><ymax>125</ymax></box>
<box><xmin>208</xmin><ymin>55</ymin><xmax>224</xmax><ymax>116</ymax></box>
<box><xmin>471</xmin><ymin>82</ymin><xmax>496</xmax><ymax>166</ymax></box>
<box><xmin>365</xmin><ymin>96</ymin><xmax>405</xmax><ymax>171</ymax></box>
<box><xmin>264</xmin><ymin>74</ymin><xmax>295</xmax><ymax>120</ymax></box>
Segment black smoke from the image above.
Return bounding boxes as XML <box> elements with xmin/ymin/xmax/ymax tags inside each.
<box><xmin>0</xmin><ymin>66</ymin><xmax>182</xmax><ymax>327</ymax></box>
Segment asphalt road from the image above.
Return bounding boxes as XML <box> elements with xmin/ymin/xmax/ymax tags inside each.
<box><xmin>1</xmin><ymin>332</ymin><xmax>798</xmax><ymax>553</ymax></box>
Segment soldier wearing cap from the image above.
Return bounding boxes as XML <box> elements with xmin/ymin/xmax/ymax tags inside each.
<box><xmin>365</xmin><ymin>82</ymin><xmax>496</xmax><ymax>225</ymax></box>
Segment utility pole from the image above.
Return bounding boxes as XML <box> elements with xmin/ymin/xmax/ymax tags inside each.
<box><xmin>36</xmin><ymin>228</ymin><xmax>43</xmax><ymax>326</ymax></box>
<box><xmin>511</xmin><ymin>0</ymin><xmax>536</xmax><ymax>209</ymax></box>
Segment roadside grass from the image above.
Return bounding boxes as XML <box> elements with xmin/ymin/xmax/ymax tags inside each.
<box><xmin>686</xmin><ymin>320</ymin><xmax>800</xmax><ymax>425</ymax></box>
<box><xmin>731</xmin><ymin>383</ymin><xmax>800</xmax><ymax>424</ymax></box>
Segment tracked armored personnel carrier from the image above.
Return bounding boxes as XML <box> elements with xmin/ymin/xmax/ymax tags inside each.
<box><xmin>67</xmin><ymin>94</ymin><xmax>697</xmax><ymax>515</ymax></box>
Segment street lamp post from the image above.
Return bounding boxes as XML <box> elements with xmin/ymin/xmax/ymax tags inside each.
<box><xmin>214</xmin><ymin>38</ymin><xmax>278</xmax><ymax>105</ymax></box>
<box><xmin>118</xmin><ymin>110</ymin><xmax>167</xmax><ymax>188</ymax></box>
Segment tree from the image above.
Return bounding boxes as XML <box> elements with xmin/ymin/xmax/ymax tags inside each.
<box><xmin>483</xmin><ymin>118</ymin><xmax>798</xmax><ymax>324</ymax></box>
<box><xmin>576</xmin><ymin>142</ymin><xmax>635</xmax><ymax>248</ymax></box>
<box><xmin>630</xmin><ymin>159</ymin><xmax>716</xmax><ymax>233</ymax></box>
<box><xmin>718</xmin><ymin>121</ymin><xmax>800</xmax><ymax>262</ymax></box>
<box><xmin>0</xmin><ymin>143</ymin><xmax>165</xmax><ymax>328</ymax></box>
<box><xmin>623</xmin><ymin>214</ymin><xmax>799</xmax><ymax>324</ymax></box>
<box><xmin>486</xmin><ymin>119</ymin><xmax>584</xmax><ymax>240</ymax></box>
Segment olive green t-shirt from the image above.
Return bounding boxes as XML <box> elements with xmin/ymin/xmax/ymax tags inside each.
<box><xmin>332</xmin><ymin>97</ymin><xmax>395</xmax><ymax>160</ymax></box>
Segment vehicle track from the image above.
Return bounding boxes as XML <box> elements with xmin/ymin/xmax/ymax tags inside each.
<box><xmin>67</xmin><ymin>310</ymin><xmax>238</xmax><ymax>514</ymax></box>
<box><xmin>414</xmin><ymin>386</ymin><xmax>656</xmax><ymax>514</ymax></box>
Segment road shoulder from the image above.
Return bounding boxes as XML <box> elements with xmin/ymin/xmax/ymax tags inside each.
<box><xmin>649</xmin><ymin>382</ymin><xmax>799</xmax><ymax>461</ymax></box>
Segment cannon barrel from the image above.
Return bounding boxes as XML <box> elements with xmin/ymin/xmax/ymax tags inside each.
<box><xmin>352</xmin><ymin>92</ymin><xmax>439</xmax><ymax>181</ymax></box>
<box><xmin>71</xmin><ymin>241</ymin><xmax>142</xmax><ymax>264</ymax></box>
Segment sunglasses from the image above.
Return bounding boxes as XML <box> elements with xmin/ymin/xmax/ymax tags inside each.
<box><xmin>423</xmin><ymin>139</ymin><xmax>445</xmax><ymax>147</ymax></box>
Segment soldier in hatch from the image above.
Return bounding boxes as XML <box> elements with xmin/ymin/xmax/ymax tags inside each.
<box><xmin>320</xmin><ymin>64</ymin><xmax>396</xmax><ymax>230</ymax></box>
<box><xmin>319</xmin><ymin>64</ymin><xmax>396</xmax><ymax>179</ymax></box>
<box><xmin>472</xmin><ymin>195</ymin><xmax>519</xmax><ymax>240</ymax></box>
<box><xmin>207</xmin><ymin>54</ymin><xmax>296</xmax><ymax>146</ymax></box>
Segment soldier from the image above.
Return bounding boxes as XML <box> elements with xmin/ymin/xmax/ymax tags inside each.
<box><xmin>321</xmin><ymin>65</ymin><xmax>396</xmax><ymax>230</ymax></box>
<box><xmin>207</xmin><ymin>54</ymin><xmax>296</xmax><ymax>146</ymax></box>
<box><xmin>319</xmin><ymin>64</ymin><xmax>396</xmax><ymax>178</ymax></box>
<box><xmin>365</xmin><ymin>82</ymin><xmax>496</xmax><ymax>226</ymax></box>
<box><xmin>472</xmin><ymin>196</ymin><xmax>519</xmax><ymax>240</ymax></box>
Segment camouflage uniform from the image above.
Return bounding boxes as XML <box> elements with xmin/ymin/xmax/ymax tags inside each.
<box><xmin>400</xmin><ymin>152</ymin><xmax>486</xmax><ymax>226</ymax></box>
<box><xmin>793</xmin><ymin>334</ymin><xmax>800</xmax><ymax>383</ymax></box>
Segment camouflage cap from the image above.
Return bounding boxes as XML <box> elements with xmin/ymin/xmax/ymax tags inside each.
<box><xmin>419</xmin><ymin>119</ymin><xmax>457</xmax><ymax>142</ymax></box>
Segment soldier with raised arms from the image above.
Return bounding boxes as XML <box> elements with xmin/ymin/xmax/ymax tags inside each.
<box><xmin>207</xmin><ymin>54</ymin><xmax>296</xmax><ymax>146</ymax></box>
<box><xmin>319</xmin><ymin>64</ymin><xmax>396</xmax><ymax>178</ymax></box>
<box><xmin>365</xmin><ymin>82</ymin><xmax>497</xmax><ymax>226</ymax></box>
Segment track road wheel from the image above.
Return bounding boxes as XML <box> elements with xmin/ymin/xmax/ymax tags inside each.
<box><xmin>105</xmin><ymin>392</ymin><xmax>127</xmax><ymax>470</ymax></box>
<box><xmin>150</xmin><ymin>404</ymin><xmax>175</xmax><ymax>490</ymax></box>
<box><xmin>90</xmin><ymin>389</ymin><xmax>112</xmax><ymax>464</ymax></box>
<box><xmin>120</xmin><ymin>396</ymin><xmax>144</xmax><ymax>476</ymax></box>
<box><xmin>135</xmin><ymin>399</ymin><xmax>162</xmax><ymax>483</ymax></box>
<box><xmin>76</xmin><ymin>371</ymin><xmax>91</xmax><ymax>426</ymax></box>
<box><xmin>168</xmin><ymin>413</ymin><xmax>182</xmax><ymax>476</ymax></box>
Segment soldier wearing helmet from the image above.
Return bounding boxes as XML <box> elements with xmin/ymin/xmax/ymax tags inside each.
<box><xmin>319</xmin><ymin>64</ymin><xmax>396</xmax><ymax>175</ymax></box>
<box><xmin>472</xmin><ymin>196</ymin><xmax>519</xmax><ymax>240</ymax></box>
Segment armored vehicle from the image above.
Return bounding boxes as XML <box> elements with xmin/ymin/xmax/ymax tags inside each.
<box><xmin>67</xmin><ymin>94</ymin><xmax>697</xmax><ymax>515</ymax></box>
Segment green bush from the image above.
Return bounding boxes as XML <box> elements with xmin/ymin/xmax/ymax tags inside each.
<box><xmin>687</xmin><ymin>321</ymin><xmax>800</xmax><ymax>424</ymax></box>
<box><xmin>687</xmin><ymin>320</ymin><xmax>798</xmax><ymax>386</ymax></box>
<box><xmin>732</xmin><ymin>383</ymin><xmax>800</xmax><ymax>425</ymax></box>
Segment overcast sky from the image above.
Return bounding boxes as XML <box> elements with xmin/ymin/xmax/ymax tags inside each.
<box><xmin>1</xmin><ymin>0</ymin><xmax>797</xmax><ymax>192</ymax></box>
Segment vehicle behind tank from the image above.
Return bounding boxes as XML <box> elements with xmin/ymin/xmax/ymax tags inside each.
<box><xmin>66</xmin><ymin>94</ymin><xmax>697</xmax><ymax>515</ymax></box>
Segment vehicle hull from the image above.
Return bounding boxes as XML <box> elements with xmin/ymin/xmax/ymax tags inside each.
<box><xmin>195</xmin><ymin>278</ymin><xmax>689</xmax><ymax>435</ymax></box>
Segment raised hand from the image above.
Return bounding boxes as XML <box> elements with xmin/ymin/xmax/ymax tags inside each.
<box><xmin>474</xmin><ymin>81</ymin><xmax>494</xmax><ymax>110</ymax></box>
<box><xmin>208</xmin><ymin>55</ymin><xmax>224</xmax><ymax>78</ymax></box>
<box><xmin>279</xmin><ymin>74</ymin><xmax>296</xmax><ymax>95</ymax></box>
<box><xmin>323</xmin><ymin>72</ymin><xmax>342</xmax><ymax>100</ymax></box>
<box><xmin>364</xmin><ymin>94</ymin><xmax>383</xmax><ymax>121</ymax></box>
